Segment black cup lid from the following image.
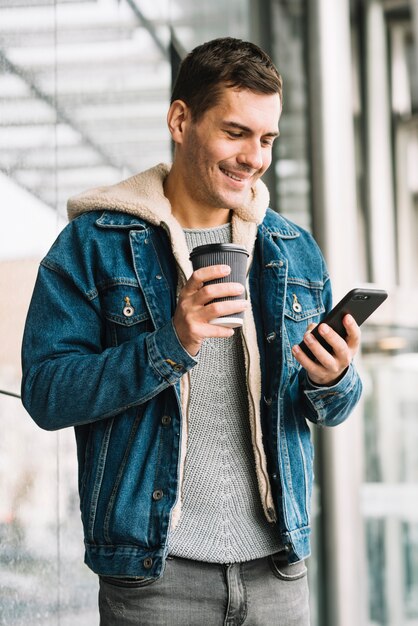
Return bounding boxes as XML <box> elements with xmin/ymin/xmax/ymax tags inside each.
<box><xmin>189</xmin><ymin>243</ymin><xmax>249</xmax><ymax>260</ymax></box>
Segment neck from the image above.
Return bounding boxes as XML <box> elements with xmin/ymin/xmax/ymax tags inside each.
<box><xmin>163</xmin><ymin>165</ymin><xmax>231</xmax><ymax>229</ymax></box>
<box><xmin>173</xmin><ymin>209</ymin><xmax>231</xmax><ymax>229</ymax></box>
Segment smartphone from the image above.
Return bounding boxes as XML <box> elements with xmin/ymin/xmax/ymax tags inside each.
<box><xmin>299</xmin><ymin>287</ymin><xmax>388</xmax><ymax>361</ymax></box>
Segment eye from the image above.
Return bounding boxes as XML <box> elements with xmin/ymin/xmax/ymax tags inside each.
<box><xmin>226</xmin><ymin>130</ymin><xmax>243</xmax><ymax>139</ymax></box>
<box><xmin>261</xmin><ymin>137</ymin><xmax>274</xmax><ymax>147</ymax></box>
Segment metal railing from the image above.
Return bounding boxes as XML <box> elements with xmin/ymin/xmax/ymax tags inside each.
<box><xmin>0</xmin><ymin>389</ymin><xmax>21</xmax><ymax>399</ymax></box>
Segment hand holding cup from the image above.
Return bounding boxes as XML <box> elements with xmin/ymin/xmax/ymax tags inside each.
<box><xmin>173</xmin><ymin>244</ymin><xmax>249</xmax><ymax>356</ymax></box>
<box><xmin>189</xmin><ymin>244</ymin><xmax>249</xmax><ymax>328</ymax></box>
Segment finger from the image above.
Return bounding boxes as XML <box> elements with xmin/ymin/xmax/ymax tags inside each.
<box><xmin>180</xmin><ymin>300</ymin><xmax>248</xmax><ymax>344</ymax></box>
<box><xmin>314</xmin><ymin>323</ymin><xmax>355</xmax><ymax>376</ymax></box>
<box><xmin>203</xmin><ymin>298</ymin><xmax>248</xmax><ymax>323</ymax></box>
<box><xmin>181</xmin><ymin>265</ymin><xmax>231</xmax><ymax>297</ymax></box>
<box><xmin>188</xmin><ymin>265</ymin><xmax>231</xmax><ymax>283</ymax></box>
<box><xmin>293</xmin><ymin>335</ymin><xmax>350</xmax><ymax>386</ymax></box>
<box><xmin>316</xmin><ymin>324</ymin><xmax>348</xmax><ymax>355</ymax></box>
<box><xmin>203</xmin><ymin>326</ymin><xmax>236</xmax><ymax>339</ymax></box>
<box><xmin>196</xmin><ymin>282</ymin><xmax>245</xmax><ymax>305</ymax></box>
<box><xmin>315</xmin><ymin>320</ymin><xmax>358</xmax><ymax>364</ymax></box>
<box><xmin>292</xmin><ymin>343</ymin><xmax>325</xmax><ymax>377</ymax></box>
<box><xmin>300</xmin><ymin>328</ymin><xmax>341</xmax><ymax>370</ymax></box>
<box><xmin>293</xmin><ymin>342</ymin><xmax>350</xmax><ymax>386</ymax></box>
<box><xmin>342</xmin><ymin>314</ymin><xmax>361</xmax><ymax>353</ymax></box>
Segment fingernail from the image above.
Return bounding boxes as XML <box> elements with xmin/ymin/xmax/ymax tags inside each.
<box><xmin>221</xmin><ymin>265</ymin><xmax>231</xmax><ymax>273</ymax></box>
<box><xmin>320</xmin><ymin>324</ymin><xmax>329</xmax><ymax>334</ymax></box>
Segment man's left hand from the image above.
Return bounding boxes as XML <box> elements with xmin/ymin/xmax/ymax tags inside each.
<box><xmin>292</xmin><ymin>314</ymin><xmax>361</xmax><ymax>386</ymax></box>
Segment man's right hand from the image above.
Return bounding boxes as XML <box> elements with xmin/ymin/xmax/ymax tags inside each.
<box><xmin>173</xmin><ymin>265</ymin><xmax>248</xmax><ymax>356</ymax></box>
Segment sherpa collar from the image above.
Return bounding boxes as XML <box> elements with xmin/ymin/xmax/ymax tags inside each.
<box><xmin>67</xmin><ymin>163</ymin><xmax>270</xmax><ymax>279</ymax></box>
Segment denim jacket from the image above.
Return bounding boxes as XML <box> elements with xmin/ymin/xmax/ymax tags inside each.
<box><xmin>21</xmin><ymin>163</ymin><xmax>362</xmax><ymax>579</ymax></box>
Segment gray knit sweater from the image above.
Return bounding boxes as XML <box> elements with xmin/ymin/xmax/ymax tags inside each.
<box><xmin>168</xmin><ymin>223</ymin><xmax>282</xmax><ymax>563</ymax></box>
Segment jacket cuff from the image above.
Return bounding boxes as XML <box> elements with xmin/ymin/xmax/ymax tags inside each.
<box><xmin>146</xmin><ymin>319</ymin><xmax>198</xmax><ymax>384</ymax></box>
<box><xmin>301</xmin><ymin>362</ymin><xmax>362</xmax><ymax>426</ymax></box>
<box><xmin>303</xmin><ymin>362</ymin><xmax>358</xmax><ymax>397</ymax></box>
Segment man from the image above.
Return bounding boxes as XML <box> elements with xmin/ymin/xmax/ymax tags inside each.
<box><xmin>22</xmin><ymin>37</ymin><xmax>362</xmax><ymax>625</ymax></box>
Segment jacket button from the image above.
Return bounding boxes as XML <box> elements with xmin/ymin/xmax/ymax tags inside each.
<box><xmin>156</xmin><ymin>274</ymin><xmax>162</xmax><ymax>280</ymax></box>
<box><xmin>173</xmin><ymin>364</ymin><xmax>183</xmax><ymax>372</ymax></box>
<box><xmin>161</xmin><ymin>415</ymin><xmax>171</xmax><ymax>426</ymax></box>
<box><xmin>143</xmin><ymin>557</ymin><xmax>153</xmax><ymax>569</ymax></box>
<box><xmin>152</xmin><ymin>489</ymin><xmax>164</xmax><ymax>501</ymax></box>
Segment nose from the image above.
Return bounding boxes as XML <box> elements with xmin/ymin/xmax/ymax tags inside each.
<box><xmin>237</xmin><ymin>139</ymin><xmax>265</xmax><ymax>171</ymax></box>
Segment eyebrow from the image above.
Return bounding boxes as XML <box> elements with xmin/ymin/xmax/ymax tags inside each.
<box><xmin>223</xmin><ymin>120</ymin><xmax>280</xmax><ymax>138</ymax></box>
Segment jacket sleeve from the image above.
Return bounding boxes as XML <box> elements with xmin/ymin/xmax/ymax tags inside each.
<box><xmin>297</xmin><ymin>271</ymin><xmax>363</xmax><ymax>427</ymax></box>
<box><xmin>21</xmin><ymin>263</ymin><xmax>197</xmax><ymax>431</ymax></box>
<box><xmin>299</xmin><ymin>363</ymin><xmax>362</xmax><ymax>427</ymax></box>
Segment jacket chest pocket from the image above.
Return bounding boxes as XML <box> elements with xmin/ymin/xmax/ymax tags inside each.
<box><xmin>283</xmin><ymin>282</ymin><xmax>325</xmax><ymax>352</ymax></box>
<box><xmin>100</xmin><ymin>283</ymin><xmax>153</xmax><ymax>347</ymax></box>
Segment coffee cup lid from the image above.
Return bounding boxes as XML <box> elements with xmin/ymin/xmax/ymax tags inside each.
<box><xmin>189</xmin><ymin>243</ymin><xmax>249</xmax><ymax>260</ymax></box>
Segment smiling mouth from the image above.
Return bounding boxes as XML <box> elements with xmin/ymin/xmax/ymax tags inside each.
<box><xmin>220</xmin><ymin>166</ymin><xmax>249</xmax><ymax>183</ymax></box>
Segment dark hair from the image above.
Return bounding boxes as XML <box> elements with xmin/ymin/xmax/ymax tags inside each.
<box><xmin>171</xmin><ymin>37</ymin><xmax>283</xmax><ymax>121</ymax></box>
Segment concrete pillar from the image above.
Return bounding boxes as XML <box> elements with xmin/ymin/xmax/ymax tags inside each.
<box><xmin>308</xmin><ymin>1</ymin><xmax>367</xmax><ymax>625</ymax></box>
<box><xmin>308</xmin><ymin>0</ymin><xmax>360</xmax><ymax>295</ymax></box>
<box><xmin>365</xmin><ymin>0</ymin><xmax>397</xmax><ymax>286</ymax></box>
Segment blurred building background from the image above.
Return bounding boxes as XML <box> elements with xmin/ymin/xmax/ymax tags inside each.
<box><xmin>0</xmin><ymin>0</ymin><xmax>417</xmax><ymax>624</ymax></box>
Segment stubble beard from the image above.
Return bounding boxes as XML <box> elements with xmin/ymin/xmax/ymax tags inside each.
<box><xmin>182</xmin><ymin>128</ymin><xmax>253</xmax><ymax>213</ymax></box>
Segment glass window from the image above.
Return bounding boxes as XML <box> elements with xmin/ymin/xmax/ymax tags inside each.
<box><xmin>169</xmin><ymin>0</ymin><xmax>250</xmax><ymax>50</ymax></box>
<box><xmin>361</xmin><ymin>337</ymin><xmax>418</xmax><ymax>626</ymax></box>
<box><xmin>0</xmin><ymin>1</ymin><xmax>172</xmax><ymax>622</ymax></box>
<box><xmin>270</xmin><ymin>0</ymin><xmax>311</xmax><ymax>231</ymax></box>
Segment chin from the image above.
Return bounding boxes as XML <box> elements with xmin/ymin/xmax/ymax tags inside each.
<box><xmin>224</xmin><ymin>191</ymin><xmax>252</xmax><ymax>211</ymax></box>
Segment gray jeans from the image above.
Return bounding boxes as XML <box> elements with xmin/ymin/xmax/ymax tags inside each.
<box><xmin>98</xmin><ymin>551</ymin><xmax>310</xmax><ymax>626</ymax></box>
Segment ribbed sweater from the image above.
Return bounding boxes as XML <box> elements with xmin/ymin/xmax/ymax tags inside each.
<box><xmin>168</xmin><ymin>223</ymin><xmax>282</xmax><ymax>563</ymax></box>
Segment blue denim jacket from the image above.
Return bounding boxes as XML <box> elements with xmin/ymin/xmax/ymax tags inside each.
<box><xmin>21</xmin><ymin>166</ymin><xmax>362</xmax><ymax>579</ymax></box>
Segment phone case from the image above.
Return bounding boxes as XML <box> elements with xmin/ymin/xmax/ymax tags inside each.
<box><xmin>299</xmin><ymin>288</ymin><xmax>388</xmax><ymax>361</ymax></box>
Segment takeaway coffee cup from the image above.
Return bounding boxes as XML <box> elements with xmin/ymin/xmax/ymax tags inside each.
<box><xmin>189</xmin><ymin>243</ymin><xmax>249</xmax><ymax>328</ymax></box>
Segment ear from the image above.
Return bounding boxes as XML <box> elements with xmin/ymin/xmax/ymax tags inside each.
<box><xmin>167</xmin><ymin>100</ymin><xmax>190</xmax><ymax>144</ymax></box>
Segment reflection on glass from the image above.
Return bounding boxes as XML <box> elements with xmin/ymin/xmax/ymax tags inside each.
<box><xmin>366</xmin><ymin>519</ymin><xmax>387</xmax><ymax>625</ymax></box>
<box><xmin>362</xmin><ymin>335</ymin><xmax>418</xmax><ymax>626</ymax></box>
<box><xmin>403</xmin><ymin>522</ymin><xmax>418</xmax><ymax>620</ymax></box>
<box><xmin>0</xmin><ymin>393</ymin><xmax>99</xmax><ymax>625</ymax></box>
<box><xmin>363</xmin><ymin>377</ymin><xmax>382</xmax><ymax>483</ymax></box>
<box><xmin>271</xmin><ymin>0</ymin><xmax>311</xmax><ymax>230</ymax></box>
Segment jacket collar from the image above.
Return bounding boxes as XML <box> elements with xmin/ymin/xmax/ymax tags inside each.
<box><xmin>67</xmin><ymin>163</ymin><xmax>269</xmax><ymax>225</ymax></box>
<box><xmin>260</xmin><ymin>210</ymin><xmax>300</xmax><ymax>239</ymax></box>
<box><xmin>95</xmin><ymin>212</ymin><xmax>149</xmax><ymax>229</ymax></box>
<box><xmin>67</xmin><ymin>163</ymin><xmax>271</xmax><ymax>280</ymax></box>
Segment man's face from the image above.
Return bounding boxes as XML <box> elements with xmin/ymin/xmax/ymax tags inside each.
<box><xmin>176</xmin><ymin>87</ymin><xmax>281</xmax><ymax>215</ymax></box>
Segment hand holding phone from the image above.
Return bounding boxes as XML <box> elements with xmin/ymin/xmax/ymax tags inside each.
<box><xmin>299</xmin><ymin>288</ymin><xmax>388</xmax><ymax>362</ymax></box>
